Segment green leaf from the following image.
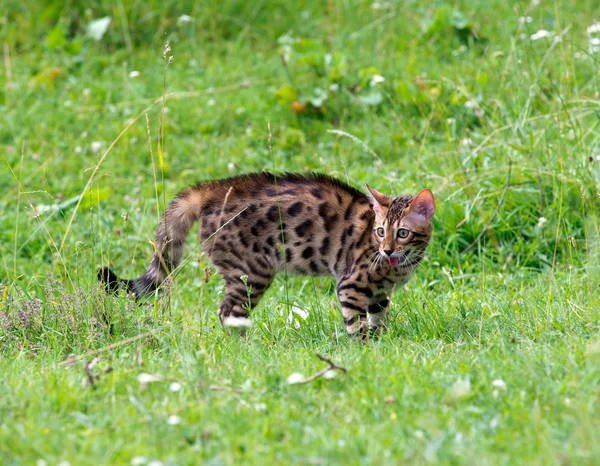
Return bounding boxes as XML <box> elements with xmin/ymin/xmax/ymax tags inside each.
<box><xmin>46</xmin><ymin>25</ymin><xmax>66</xmax><ymax>50</ymax></box>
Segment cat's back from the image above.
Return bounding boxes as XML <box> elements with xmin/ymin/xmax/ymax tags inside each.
<box><xmin>196</xmin><ymin>173</ymin><xmax>374</xmax><ymax>276</ymax></box>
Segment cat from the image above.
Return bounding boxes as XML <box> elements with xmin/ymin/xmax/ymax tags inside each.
<box><xmin>99</xmin><ymin>172</ymin><xmax>435</xmax><ymax>338</ymax></box>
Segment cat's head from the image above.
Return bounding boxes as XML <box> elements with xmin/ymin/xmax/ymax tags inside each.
<box><xmin>367</xmin><ymin>185</ymin><xmax>436</xmax><ymax>267</ymax></box>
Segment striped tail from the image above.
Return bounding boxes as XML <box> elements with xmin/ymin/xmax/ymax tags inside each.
<box><xmin>98</xmin><ymin>187</ymin><xmax>202</xmax><ymax>297</ymax></box>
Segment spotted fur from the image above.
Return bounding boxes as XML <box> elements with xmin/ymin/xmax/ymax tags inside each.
<box><xmin>99</xmin><ymin>172</ymin><xmax>435</xmax><ymax>338</ymax></box>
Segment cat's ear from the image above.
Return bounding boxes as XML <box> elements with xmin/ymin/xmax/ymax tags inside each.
<box><xmin>366</xmin><ymin>185</ymin><xmax>392</xmax><ymax>216</ymax></box>
<box><xmin>408</xmin><ymin>188</ymin><xmax>436</xmax><ymax>220</ymax></box>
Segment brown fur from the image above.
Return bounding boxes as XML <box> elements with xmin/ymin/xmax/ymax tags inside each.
<box><xmin>99</xmin><ymin>172</ymin><xmax>435</xmax><ymax>338</ymax></box>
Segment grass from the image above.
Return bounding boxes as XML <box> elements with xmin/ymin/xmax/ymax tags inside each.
<box><xmin>1</xmin><ymin>0</ymin><xmax>600</xmax><ymax>464</ymax></box>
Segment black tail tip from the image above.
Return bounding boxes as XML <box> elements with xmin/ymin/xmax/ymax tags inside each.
<box><xmin>98</xmin><ymin>266</ymin><xmax>120</xmax><ymax>294</ymax></box>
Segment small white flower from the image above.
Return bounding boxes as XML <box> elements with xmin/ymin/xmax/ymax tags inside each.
<box><xmin>90</xmin><ymin>141</ymin><xmax>103</xmax><ymax>153</ymax></box>
<box><xmin>138</xmin><ymin>373</ymin><xmax>163</xmax><ymax>384</ymax></box>
<box><xmin>207</xmin><ymin>98</ymin><xmax>216</xmax><ymax>106</ymax></box>
<box><xmin>227</xmin><ymin>162</ymin><xmax>235</xmax><ymax>172</ymax></box>
<box><xmin>530</xmin><ymin>29</ymin><xmax>551</xmax><ymax>41</ymax></box>
<box><xmin>286</xmin><ymin>372</ymin><xmax>305</xmax><ymax>384</ymax></box>
<box><xmin>235</xmin><ymin>107</ymin><xmax>246</xmax><ymax>115</ymax></box>
<box><xmin>169</xmin><ymin>382</ymin><xmax>182</xmax><ymax>392</ymax></box>
<box><xmin>323</xmin><ymin>370</ymin><xmax>337</xmax><ymax>379</ymax></box>
<box><xmin>518</xmin><ymin>16</ymin><xmax>533</xmax><ymax>24</ymax></box>
<box><xmin>131</xmin><ymin>457</ymin><xmax>147</xmax><ymax>466</ymax></box>
<box><xmin>369</xmin><ymin>74</ymin><xmax>385</xmax><ymax>86</ymax></box>
<box><xmin>329</xmin><ymin>83</ymin><xmax>340</xmax><ymax>92</ymax></box>
<box><xmin>464</xmin><ymin>100</ymin><xmax>477</xmax><ymax>109</ymax></box>
<box><xmin>129</xmin><ymin>70</ymin><xmax>140</xmax><ymax>78</ymax></box>
<box><xmin>492</xmin><ymin>379</ymin><xmax>507</xmax><ymax>390</ymax></box>
<box><xmin>222</xmin><ymin>316</ymin><xmax>252</xmax><ymax>328</ymax></box>
<box><xmin>291</xmin><ymin>305</ymin><xmax>309</xmax><ymax>320</ymax></box>
<box><xmin>177</xmin><ymin>15</ymin><xmax>194</xmax><ymax>25</ymax></box>
<box><xmin>591</xmin><ymin>38</ymin><xmax>600</xmax><ymax>45</ymax></box>
<box><xmin>167</xmin><ymin>415</ymin><xmax>181</xmax><ymax>425</ymax></box>
<box><xmin>460</xmin><ymin>137</ymin><xmax>473</xmax><ymax>147</ymax></box>
<box><xmin>75</xmin><ymin>146</ymin><xmax>82</xmax><ymax>154</ymax></box>
<box><xmin>537</xmin><ymin>217</ymin><xmax>547</xmax><ymax>228</ymax></box>
<box><xmin>254</xmin><ymin>403</ymin><xmax>267</xmax><ymax>411</ymax></box>
<box><xmin>587</xmin><ymin>22</ymin><xmax>600</xmax><ymax>34</ymax></box>
<box><xmin>148</xmin><ymin>461</ymin><xmax>163</xmax><ymax>466</ymax></box>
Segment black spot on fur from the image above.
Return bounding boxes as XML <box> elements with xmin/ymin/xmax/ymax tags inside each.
<box><xmin>319</xmin><ymin>237</ymin><xmax>330</xmax><ymax>255</ymax></box>
<box><xmin>266</xmin><ymin>205</ymin><xmax>280</xmax><ymax>222</ymax></box>
<box><xmin>295</xmin><ymin>219</ymin><xmax>313</xmax><ymax>237</ymax></box>
<box><xmin>311</xmin><ymin>188</ymin><xmax>323</xmax><ymax>199</ymax></box>
<box><xmin>309</xmin><ymin>261</ymin><xmax>320</xmax><ymax>273</ymax></box>
<box><xmin>287</xmin><ymin>202</ymin><xmax>304</xmax><ymax>217</ymax></box>
<box><xmin>302</xmin><ymin>247</ymin><xmax>314</xmax><ymax>259</ymax></box>
<box><xmin>285</xmin><ymin>248</ymin><xmax>294</xmax><ymax>262</ymax></box>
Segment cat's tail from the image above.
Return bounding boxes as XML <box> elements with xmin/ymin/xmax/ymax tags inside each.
<box><xmin>98</xmin><ymin>186</ymin><xmax>203</xmax><ymax>298</ymax></box>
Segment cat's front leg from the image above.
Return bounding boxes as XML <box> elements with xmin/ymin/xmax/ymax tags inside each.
<box><xmin>367</xmin><ymin>294</ymin><xmax>391</xmax><ymax>335</ymax></box>
<box><xmin>336</xmin><ymin>277</ymin><xmax>373</xmax><ymax>339</ymax></box>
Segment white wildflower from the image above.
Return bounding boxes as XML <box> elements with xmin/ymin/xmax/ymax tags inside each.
<box><xmin>369</xmin><ymin>74</ymin><xmax>385</xmax><ymax>86</ymax></box>
<box><xmin>254</xmin><ymin>403</ymin><xmax>267</xmax><ymax>411</ymax></box>
<box><xmin>591</xmin><ymin>37</ymin><xmax>600</xmax><ymax>45</ymax></box>
<box><xmin>131</xmin><ymin>457</ymin><xmax>147</xmax><ymax>466</ymax></box>
<box><xmin>177</xmin><ymin>15</ymin><xmax>194</xmax><ymax>25</ymax></box>
<box><xmin>169</xmin><ymin>382</ymin><xmax>182</xmax><ymax>392</ymax></box>
<box><xmin>227</xmin><ymin>162</ymin><xmax>235</xmax><ymax>172</ymax></box>
<box><xmin>129</xmin><ymin>70</ymin><xmax>140</xmax><ymax>78</ymax></box>
<box><xmin>167</xmin><ymin>415</ymin><xmax>181</xmax><ymax>425</ymax></box>
<box><xmin>492</xmin><ymin>379</ymin><xmax>507</xmax><ymax>390</ymax></box>
<box><xmin>464</xmin><ymin>100</ymin><xmax>477</xmax><ymax>109</ymax></box>
<box><xmin>530</xmin><ymin>29</ymin><xmax>551</xmax><ymax>41</ymax></box>
<box><xmin>90</xmin><ymin>141</ymin><xmax>103</xmax><ymax>153</ymax></box>
<box><xmin>587</xmin><ymin>22</ymin><xmax>600</xmax><ymax>34</ymax></box>
<box><xmin>329</xmin><ymin>83</ymin><xmax>340</xmax><ymax>92</ymax></box>
<box><xmin>460</xmin><ymin>137</ymin><xmax>473</xmax><ymax>147</ymax></box>
<box><xmin>323</xmin><ymin>370</ymin><xmax>337</xmax><ymax>379</ymax></box>
<box><xmin>291</xmin><ymin>305</ymin><xmax>309</xmax><ymax>320</ymax></box>
<box><xmin>137</xmin><ymin>373</ymin><xmax>162</xmax><ymax>384</ymax></box>
<box><xmin>537</xmin><ymin>217</ymin><xmax>547</xmax><ymax>229</ymax></box>
<box><xmin>148</xmin><ymin>461</ymin><xmax>163</xmax><ymax>466</ymax></box>
<box><xmin>518</xmin><ymin>16</ymin><xmax>533</xmax><ymax>24</ymax></box>
<box><xmin>207</xmin><ymin>98</ymin><xmax>216</xmax><ymax>106</ymax></box>
<box><xmin>286</xmin><ymin>372</ymin><xmax>305</xmax><ymax>384</ymax></box>
<box><xmin>448</xmin><ymin>377</ymin><xmax>472</xmax><ymax>401</ymax></box>
<box><xmin>75</xmin><ymin>146</ymin><xmax>82</xmax><ymax>154</ymax></box>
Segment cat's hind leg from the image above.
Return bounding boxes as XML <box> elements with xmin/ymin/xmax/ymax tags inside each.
<box><xmin>217</xmin><ymin>274</ymin><xmax>273</xmax><ymax>331</ymax></box>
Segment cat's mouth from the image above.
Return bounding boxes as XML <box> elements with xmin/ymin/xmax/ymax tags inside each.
<box><xmin>386</xmin><ymin>252</ymin><xmax>411</xmax><ymax>267</ymax></box>
<box><xmin>388</xmin><ymin>256</ymin><xmax>400</xmax><ymax>267</ymax></box>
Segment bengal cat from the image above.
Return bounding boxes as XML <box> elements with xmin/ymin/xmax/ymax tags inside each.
<box><xmin>99</xmin><ymin>173</ymin><xmax>435</xmax><ymax>338</ymax></box>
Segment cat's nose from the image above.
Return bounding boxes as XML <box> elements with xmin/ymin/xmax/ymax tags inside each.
<box><xmin>382</xmin><ymin>248</ymin><xmax>394</xmax><ymax>257</ymax></box>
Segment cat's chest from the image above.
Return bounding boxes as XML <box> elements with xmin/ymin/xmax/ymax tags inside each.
<box><xmin>368</xmin><ymin>265</ymin><xmax>416</xmax><ymax>290</ymax></box>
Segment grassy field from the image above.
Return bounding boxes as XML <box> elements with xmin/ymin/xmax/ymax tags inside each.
<box><xmin>1</xmin><ymin>1</ymin><xmax>600</xmax><ymax>464</ymax></box>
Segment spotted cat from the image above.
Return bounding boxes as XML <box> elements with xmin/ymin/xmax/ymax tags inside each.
<box><xmin>99</xmin><ymin>173</ymin><xmax>435</xmax><ymax>338</ymax></box>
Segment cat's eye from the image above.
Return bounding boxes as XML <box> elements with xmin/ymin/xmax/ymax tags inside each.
<box><xmin>375</xmin><ymin>227</ymin><xmax>385</xmax><ymax>237</ymax></box>
<box><xmin>397</xmin><ymin>228</ymin><xmax>410</xmax><ymax>239</ymax></box>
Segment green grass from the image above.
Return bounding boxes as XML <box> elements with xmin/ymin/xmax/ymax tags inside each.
<box><xmin>1</xmin><ymin>1</ymin><xmax>600</xmax><ymax>464</ymax></box>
